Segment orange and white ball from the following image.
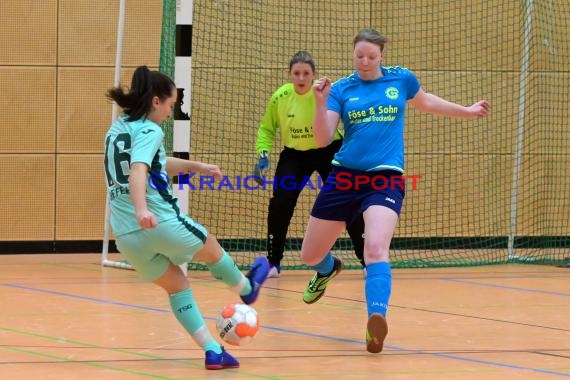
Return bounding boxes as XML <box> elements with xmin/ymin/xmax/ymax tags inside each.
<box><xmin>215</xmin><ymin>303</ymin><xmax>259</xmax><ymax>346</ymax></box>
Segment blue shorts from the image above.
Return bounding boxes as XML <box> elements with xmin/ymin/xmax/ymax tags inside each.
<box><xmin>311</xmin><ymin>166</ymin><xmax>406</xmax><ymax>224</ymax></box>
<box><xmin>115</xmin><ymin>215</ymin><xmax>208</xmax><ymax>281</ymax></box>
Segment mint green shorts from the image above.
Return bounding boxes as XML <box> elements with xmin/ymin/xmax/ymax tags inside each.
<box><xmin>115</xmin><ymin>215</ymin><xmax>208</xmax><ymax>281</ymax></box>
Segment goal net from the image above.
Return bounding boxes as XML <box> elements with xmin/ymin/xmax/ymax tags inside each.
<box><xmin>105</xmin><ymin>0</ymin><xmax>570</xmax><ymax>270</ymax></box>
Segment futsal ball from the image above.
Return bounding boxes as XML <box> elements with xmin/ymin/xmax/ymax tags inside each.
<box><xmin>215</xmin><ymin>303</ymin><xmax>259</xmax><ymax>346</ymax></box>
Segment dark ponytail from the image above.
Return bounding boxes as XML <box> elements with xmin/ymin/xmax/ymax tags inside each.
<box><xmin>106</xmin><ymin>66</ymin><xmax>176</xmax><ymax>122</ymax></box>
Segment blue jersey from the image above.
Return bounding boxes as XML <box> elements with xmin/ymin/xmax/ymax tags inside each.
<box><xmin>329</xmin><ymin>66</ymin><xmax>420</xmax><ymax>172</ymax></box>
<box><xmin>104</xmin><ymin>115</ymin><xmax>181</xmax><ymax>236</ymax></box>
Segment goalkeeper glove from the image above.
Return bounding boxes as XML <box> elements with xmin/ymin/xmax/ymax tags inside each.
<box><xmin>253</xmin><ymin>151</ymin><xmax>269</xmax><ymax>185</ymax></box>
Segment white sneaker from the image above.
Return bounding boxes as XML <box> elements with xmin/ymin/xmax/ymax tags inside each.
<box><xmin>267</xmin><ymin>265</ymin><xmax>280</xmax><ymax>278</ymax></box>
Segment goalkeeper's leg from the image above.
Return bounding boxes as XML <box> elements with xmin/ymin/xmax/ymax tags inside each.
<box><xmin>266</xmin><ymin>149</ymin><xmax>307</xmax><ymax>275</ymax></box>
<box><xmin>347</xmin><ymin>215</ymin><xmax>366</xmax><ymax>268</ymax></box>
<box><xmin>267</xmin><ymin>195</ymin><xmax>298</xmax><ymax>269</ymax></box>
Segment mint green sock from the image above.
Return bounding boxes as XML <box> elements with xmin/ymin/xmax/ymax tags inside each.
<box><xmin>208</xmin><ymin>250</ymin><xmax>252</xmax><ymax>296</ymax></box>
<box><xmin>170</xmin><ymin>288</ymin><xmax>221</xmax><ymax>354</ymax></box>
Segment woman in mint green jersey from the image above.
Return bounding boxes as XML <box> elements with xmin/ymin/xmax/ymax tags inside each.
<box><xmin>104</xmin><ymin>66</ymin><xmax>270</xmax><ymax>370</ymax></box>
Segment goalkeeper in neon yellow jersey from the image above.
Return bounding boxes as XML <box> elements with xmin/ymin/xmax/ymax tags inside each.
<box><xmin>253</xmin><ymin>51</ymin><xmax>365</xmax><ymax>278</ymax></box>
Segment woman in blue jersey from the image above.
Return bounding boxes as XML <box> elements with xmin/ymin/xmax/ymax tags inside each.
<box><xmin>300</xmin><ymin>29</ymin><xmax>490</xmax><ymax>353</ymax></box>
<box><xmin>104</xmin><ymin>66</ymin><xmax>269</xmax><ymax>370</ymax></box>
<box><xmin>253</xmin><ymin>50</ymin><xmax>366</xmax><ymax>278</ymax></box>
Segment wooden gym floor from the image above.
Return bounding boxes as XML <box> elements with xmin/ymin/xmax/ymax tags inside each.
<box><xmin>0</xmin><ymin>254</ymin><xmax>569</xmax><ymax>379</ymax></box>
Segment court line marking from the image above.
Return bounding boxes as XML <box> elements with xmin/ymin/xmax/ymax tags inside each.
<box><xmin>0</xmin><ymin>344</ymin><xmax>174</xmax><ymax>379</ymax></box>
<box><xmin>260</xmin><ymin>284</ymin><xmax>570</xmax><ymax>333</ymax></box>
<box><xmin>3</xmin><ymin>283</ymin><xmax>570</xmax><ymax>377</ymax></box>
<box><xmin>442</xmin><ymin>278</ymin><xmax>570</xmax><ymax>297</ymax></box>
<box><xmin>0</xmin><ymin>326</ymin><xmax>278</xmax><ymax>379</ymax></box>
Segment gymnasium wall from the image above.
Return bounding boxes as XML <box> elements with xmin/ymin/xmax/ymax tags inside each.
<box><xmin>0</xmin><ymin>1</ymin><xmax>163</xmax><ymax>248</ymax></box>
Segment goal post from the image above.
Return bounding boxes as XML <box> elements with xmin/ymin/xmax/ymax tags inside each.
<box><xmin>188</xmin><ymin>0</ymin><xmax>570</xmax><ymax>269</ymax></box>
<box><xmin>103</xmin><ymin>0</ymin><xmax>570</xmax><ymax>271</ymax></box>
<box><xmin>101</xmin><ymin>0</ymin><xmax>132</xmax><ymax>270</ymax></box>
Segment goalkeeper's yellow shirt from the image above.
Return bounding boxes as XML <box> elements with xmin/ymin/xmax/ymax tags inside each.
<box><xmin>255</xmin><ymin>83</ymin><xmax>342</xmax><ymax>155</ymax></box>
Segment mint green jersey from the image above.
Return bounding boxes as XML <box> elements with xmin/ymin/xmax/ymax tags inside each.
<box><xmin>104</xmin><ymin>115</ymin><xmax>181</xmax><ymax>236</ymax></box>
<box><xmin>255</xmin><ymin>83</ymin><xmax>341</xmax><ymax>155</ymax></box>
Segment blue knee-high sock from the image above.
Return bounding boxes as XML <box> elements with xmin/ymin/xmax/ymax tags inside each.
<box><xmin>208</xmin><ymin>250</ymin><xmax>252</xmax><ymax>296</ymax></box>
<box><xmin>365</xmin><ymin>261</ymin><xmax>392</xmax><ymax>317</ymax></box>
<box><xmin>170</xmin><ymin>288</ymin><xmax>221</xmax><ymax>353</ymax></box>
<box><xmin>310</xmin><ymin>251</ymin><xmax>334</xmax><ymax>276</ymax></box>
